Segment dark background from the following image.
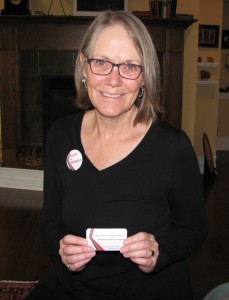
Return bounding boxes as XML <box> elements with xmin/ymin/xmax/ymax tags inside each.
<box><xmin>77</xmin><ymin>0</ymin><xmax>125</xmax><ymax>11</ymax></box>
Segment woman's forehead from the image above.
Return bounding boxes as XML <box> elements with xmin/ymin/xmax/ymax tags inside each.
<box><xmin>89</xmin><ymin>24</ymin><xmax>141</xmax><ymax>62</ymax></box>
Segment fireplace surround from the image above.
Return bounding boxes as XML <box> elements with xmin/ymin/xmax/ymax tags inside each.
<box><xmin>0</xmin><ymin>15</ymin><xmax>195</xmax><ymax>169</ymax></box>
<box><xmin>17</xmin><ymin>74</ymin><xmax>78</xmax><ymax>169</ymax></box>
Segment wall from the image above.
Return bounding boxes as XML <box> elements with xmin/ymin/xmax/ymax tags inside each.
<box><xmin>0</xmin><ymin>0</ymin><xmax>72</xmax><ymax>15</ymax></box>
<box><xmin>221</xmin><ymin>0</ymin><xmax>229</xmax><ymax>89</ymax></box>
<box><xmin>178</xmin><ymin>1</ymin><xmax>199</xmax><ymax>146</ymax></box>
<box><xmin>0</xmin><ymin>0</ymin><xmax>1</xmax><ymax>167</ymax></box>
<box><xmin>0</xmin><ymin>0</ymin><xmax>150</xmax><ymax>15</ymax></box>
<box><xmin>218</xmin><ymin>0</ymin><xmax>229</xmax><ymax>144</ymax></box>
<box><xmin>194</xmin><ymin>0</ymin><xmax>223</xmax><ymax>162</ymax></box>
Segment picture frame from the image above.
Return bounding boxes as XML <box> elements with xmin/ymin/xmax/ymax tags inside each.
<box><xmin>198</xmin><ymin>24</ymin><xmax>219</xmax><ymax>48</ymax></box>
<box><xmin>73</xmin><ymin>0</ymin><xmax>128</xmax><ymax>16</ymax></box>
<box><xmin>221</xmin><ymin>30</ymin><xmax>229</xmax><ymax>49</ymax></box>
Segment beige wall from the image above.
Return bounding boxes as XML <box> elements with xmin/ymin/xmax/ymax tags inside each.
<box><xmin>0</xmin><ymin>0</ymin><xmax>150</xmax><ymax>15</ymax></box>
<box><xmin>221</xmin><ymin>51</ymin><xmax>229</xmax><ymax>89</ymax></box>
<box><xmin>218</xmin><ymin>1</ymin><xmax>229</xmax><ymax>138</ymax></box>
<box><xmin>178</xmin><ymin>1</ymin><xmax>199</xmax><ymax>146</ymax></box>
<box><xmin>0</xmin><ymin>0</ymin><xmax>72</xmax><ymax>14</ymax></box>
<box><xmin>0</xmin><ymin>0</ymin><xmax>1</xmax><ymax>164</ymax></box>
<box><xmin>218</xmin><ymin>99</ymin><xmax>229</xmax><ymax>136</ymax></box>
<box><xmin>193</xmin><ymin>0</ymin><xmax>223</xmax><ymax>157</ymax></box>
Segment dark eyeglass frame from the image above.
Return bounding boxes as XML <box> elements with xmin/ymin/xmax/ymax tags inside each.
<box><xmin>86</xmin><ymin>58</ymin><xmax>143</xmax><ymax>80</ymax></box>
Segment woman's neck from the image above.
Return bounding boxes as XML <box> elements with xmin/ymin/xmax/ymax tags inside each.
<box><xmin>87</xmin><ymin>106</ymin><xmax>140</xmax><ymax>142</ymax></box>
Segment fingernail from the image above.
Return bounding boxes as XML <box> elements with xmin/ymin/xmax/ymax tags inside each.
<box><xmin>87</xmin><ymin>247</ymin><xmax>94</xmax><ymax>252</ymax></box>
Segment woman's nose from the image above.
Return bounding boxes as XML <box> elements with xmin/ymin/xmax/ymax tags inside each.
<box><xmin>105</xmin><ymin>66</ymin><xmax>122</xmax><ymax>87</ymax></box>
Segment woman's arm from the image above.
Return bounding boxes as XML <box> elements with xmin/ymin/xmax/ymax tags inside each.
<box><xmin>40</xmin><ymin>128</ymin><xmax>67</xmax><ymax>256</ymax></box>
<box><xmin>154</xmin><ymin>131</ymin><xmax>208</xmax><ymax>272</ymax></box>
<box><xmin>121</xmin><ymin>131</ymin><xmax>208</xmax><ymax>273</ymax></box>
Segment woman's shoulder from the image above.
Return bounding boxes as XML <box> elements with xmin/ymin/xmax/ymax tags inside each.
<box><xmin>147</xmin><ymin>119</ymin><xmax>199</xmax><ymax>170</ymax></box>
<box><xmin>151</xmin><ymin>119</ymin><xmax>193</xmax><ymax>151</ymax></box>
<box><xmin>153</xmin><ymin>119</ymin><xmax>186</xmax><ymax>138</ymax></box>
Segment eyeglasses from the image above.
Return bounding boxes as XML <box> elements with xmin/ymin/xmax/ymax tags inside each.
<box><xmin>86</xmin><ymin>58</ymin><xmax>143</xmax><ymax>80</ymax></box>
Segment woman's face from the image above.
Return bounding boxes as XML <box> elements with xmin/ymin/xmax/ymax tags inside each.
<box><xmin>82</xmin><ymin>23</ymin><xmax>143</xmax><ymax>120</ymax></box>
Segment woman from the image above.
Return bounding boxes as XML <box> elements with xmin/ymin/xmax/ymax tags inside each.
<box><xmin>25</xmin><ymin>10</ymin><xmax>207</xmax><ymax>300</ymax></box>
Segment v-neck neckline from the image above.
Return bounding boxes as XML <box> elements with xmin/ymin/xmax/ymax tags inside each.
<box><xmin>76</xmin><ymin>112</ymin><xmax>156</xmax><ymax>174</ymax></box>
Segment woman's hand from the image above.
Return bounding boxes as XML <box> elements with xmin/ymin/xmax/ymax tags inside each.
<box><xmin>59</xmin><ymin>234</ymin><xmax>96</xmax><ymax>272</ymax></box>
<box><xmin>120</xmin><ymin>232</ymin><xmax>159</xmax><ymax>273</ymax></box>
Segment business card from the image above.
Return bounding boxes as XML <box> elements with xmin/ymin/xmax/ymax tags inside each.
<box><xmin>86</xmin><ymin>228</ymin><xmax>127</xmax><ymax>251</ymax></box>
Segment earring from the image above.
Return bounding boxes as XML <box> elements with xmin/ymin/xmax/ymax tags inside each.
<box><xmin>82</xmin><ymin>76</ymin><xmax>87</xmax><ymax>88</ymax></box>
<box><xmin>138</xmin><ymin>85</ymin><xmax>144</xmax><ymax>98</ymax></box>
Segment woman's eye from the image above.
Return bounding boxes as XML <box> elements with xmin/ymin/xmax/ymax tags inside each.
<box><xmin>95</xmin><ymin>60</ymin><xmax>106</xmax><ymax>67</ymax></box>
<box><xmin>125</xmin><ymin>64</ymin><xmax>137</xmax><ymax>71</ymax></box>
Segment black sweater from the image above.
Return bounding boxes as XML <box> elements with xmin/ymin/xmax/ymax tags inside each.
<box><xmin>40</xmin><ymin>112</ymin><xmax>207</xmax><ymax>300</ymax></box>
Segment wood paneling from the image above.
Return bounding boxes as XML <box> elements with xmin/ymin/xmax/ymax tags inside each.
<box><xmin>18</xmin><ymin>24</ymin><xmax>88</xmax><ymax>50</ymax></box>
<box><xmin>0</xmin><ymin>25</ymin><xmax>16</xmax><ymax>49</ymax></box>
<box><xmin>0</xmin><ymin>49</ymin><xmax>20</xmax><ymax>166</ymax></box>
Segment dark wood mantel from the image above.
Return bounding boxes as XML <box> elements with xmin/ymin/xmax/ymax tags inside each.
<box><xmin>0</xmin><ymin>15</ymin><xmax>196</xmax><ymax>168</ymax></box>
<box><xmin>0</xmin><ymin>15</ymin><xmax>195</xmax><ymax>26</ymax></box>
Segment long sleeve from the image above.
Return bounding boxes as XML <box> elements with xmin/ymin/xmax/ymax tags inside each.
<box><xmin>40</xmin><ymin>127</ymin><xmax>68</xmax><ymax>256</ymax></box>
<box><xmin>154</xmin><ymin>130</ymin><xmax>208</xmax><ymax>272</ymax></box>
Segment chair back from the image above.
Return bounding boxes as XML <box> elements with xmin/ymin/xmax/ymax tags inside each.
<box><xmin>203</xmin><ymin>282</ymin><xmax>229</xmax><ymax>300</ymax></box>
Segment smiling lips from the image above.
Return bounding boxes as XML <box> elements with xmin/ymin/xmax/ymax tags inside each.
<box><xmin>102</xmin><ymin>92</ymin><xmax>123</xmax><ymax>98</ymax></box>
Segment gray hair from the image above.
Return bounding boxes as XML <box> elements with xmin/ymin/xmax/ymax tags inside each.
<box><xmin>75</xmin><ymin>10</ymin><xmax>163</xmax><ymax>125</ymax></box>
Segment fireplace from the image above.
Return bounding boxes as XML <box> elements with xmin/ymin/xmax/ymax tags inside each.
<box><xmin>42</xmin><ymin>75</ymin><xmax>78</xmax><ymax>146</ymax></box>
<box><xmin>13</xmin><ymin>48</ymin><xmax>80</xmax><ymax>169</ymax></box>
<box><xmin>18</xmin><ymin>74</ymin><xmax>78</xmax><ymax>169</ymax></box>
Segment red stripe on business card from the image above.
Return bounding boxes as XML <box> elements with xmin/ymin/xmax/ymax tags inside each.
<box><xmin>89</xmin><ymin>228</ymin><xmax>105</xmax><ymax>251</ymax></box>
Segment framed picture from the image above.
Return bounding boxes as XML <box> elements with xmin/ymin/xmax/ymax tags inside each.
<box><xmin>73</xmin><ymin>0</ymin><xmax>128</xmax><ymax>16</ymax></box>
<box><xmin>198</xmin><ymin>24</ymin><xmax>219</xmax><ymax>48</ymax></box>
<box><xmin>222</xmin><ymin>30</ymin><xmax>229</xmax><ymax>49</ymax></box>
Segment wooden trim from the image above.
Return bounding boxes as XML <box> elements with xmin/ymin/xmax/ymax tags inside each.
<box><xmin>0</xmin><ymin>15</ymin><xmax>197</xmax><ymax>28</ymax></box>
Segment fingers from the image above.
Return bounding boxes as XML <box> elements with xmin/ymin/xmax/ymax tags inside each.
<box><xmin>60</xmin><ymin>232</ymin><xmax>158</xmax><ymax>273</ymax></box>
<box><xmin>59</xmin><ymin>234</ymin><xmax>96</xmax><ymax>272</ymax></box>
<box><xmin>67</xmin><ymin>256</ymin><xmax>95</xmax><ymax>272</ymax></box>
<box><xmin>62</xmin><ymin>245</ymin><xmax>95</xmax><ymax>261</ymax></box>
<box><xmin>121</xmin><ymin>232</ymin><xmax>158</xmax><ymax>255</ymax></box>
<box><xmin>123</xmin><ymin>232</ymin><xmax>154</xmax><ymax>245</ymax></box>
<box><xmin>61</xmin><ymin>234</ymin><xmax>88</xmax><ymax>246</ymax></box>
<box><xmin>120</xmin><ymin>232</ymin><xmax>159</xmax><ymax>273</ymax></box>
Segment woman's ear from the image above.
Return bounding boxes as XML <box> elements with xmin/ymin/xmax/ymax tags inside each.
<box><xmin>79</xmin><ymin>53</ymin><xmax>85</xmax><ymax>64</ymax></box>
<box><xmin>79</xmin><ymin>53</ymin><xmax>87</xmax><ymax>76</ymax></box>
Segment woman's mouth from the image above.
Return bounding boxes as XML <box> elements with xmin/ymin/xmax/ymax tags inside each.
<box><xmin>102</xmin><ymin>92</ymin><xmax>123</xmax><ymax>98</ymax></box>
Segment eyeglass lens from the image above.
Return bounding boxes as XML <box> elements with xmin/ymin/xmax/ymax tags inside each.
<box><xmin>88</xmin><ymin>59</ymin><xmax>142</xmax><ymax>80</ymax></box>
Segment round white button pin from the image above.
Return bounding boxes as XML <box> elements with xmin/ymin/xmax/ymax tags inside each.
<box><xmin>66</xmin><ymin>149</ymin><xmax>83</xmax><ymax>171</ymax></box>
